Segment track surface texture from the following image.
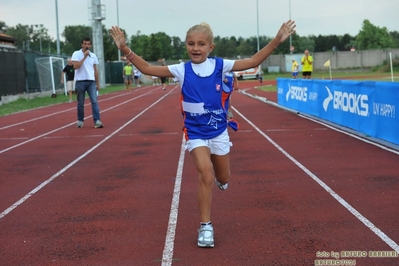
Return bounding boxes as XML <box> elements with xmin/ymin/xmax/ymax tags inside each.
<box><xmin>1</xmin><ymin>82</ymin><xmax>398</xmax><ymax>266</ymax></box>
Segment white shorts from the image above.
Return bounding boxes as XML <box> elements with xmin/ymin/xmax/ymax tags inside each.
<box><xmin>186</xmin><ymin>129</ymin><xmax>232</xmax><ymax>155</ymax></box>
<box><xmin>66</xmin><ymin>80</ymin><xmax>75</xmax><ymax>91</ymax></box>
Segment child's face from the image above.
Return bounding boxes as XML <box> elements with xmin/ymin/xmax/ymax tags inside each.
<box><xmin>185</xmin><ymin>31</ymin><xmax>214</xmax><ymax>64</ymax></box>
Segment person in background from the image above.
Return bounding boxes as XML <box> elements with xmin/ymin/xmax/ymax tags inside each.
<box><xmin>292</xmin><ymin>59</ymin><xmax>299</xmax><ymax>79</ymax></box>
<box><xmin>160</xmin><ymin>63</ymin><xmax>167</xmax><ymax>90</ymax></box>
<box><xmin>223</xmin><ymin>71</ymin><xmax>239</xmax><ymax>120</ymax></box>
<box><xmin>60</xmin><ymin>58</ymin><xmax>75</xmax><ymax>103</ymax></box>
<box><xmin>133</xmin><ymin>67</ymin><xmax>141</xmax><ymax>87</ymax></box>
<box><xmin>152</xmin><ymin>75</ymin><xmax>160</xmax><ymax>85</ymax></box>
<box><xmin>71</xmin><ymin>37</ymin><xmax>103</xmax><ymax>128</ymax></box>
<box><xmin>110</xmin><ymin>19</ymin><xmax>296</xmax><ymax>248</ymax></box>
<box><xmin>123</xmin><ymin>61</ymin><xmax>134</xmax><ymax>91</ymax></box>
<box><xmin>301</xmin><ymin>50</ymin><xmax>313</xmax><ymax>79</ymax></box>
<box><xmin>257</xmin><ymin>67</ymin><xmax>264</xmax><ymax>84</ymax></box>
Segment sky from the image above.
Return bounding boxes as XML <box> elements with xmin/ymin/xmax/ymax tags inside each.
<box><xmin>1</xmin><ymin>0</ymin><xmax>398</xmax><ymax>42</ymax></box>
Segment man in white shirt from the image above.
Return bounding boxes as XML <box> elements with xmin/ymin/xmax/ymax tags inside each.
<box><xmin>71</xmin><ymin>37</ymin><xmax>103</xmax><ymax>128</ymax></box>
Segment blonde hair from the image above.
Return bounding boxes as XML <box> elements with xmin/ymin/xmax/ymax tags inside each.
<box><xmin>186</xmin><ymin>22</ymin><xmax>214</xmax><ymax>44</ymax></box>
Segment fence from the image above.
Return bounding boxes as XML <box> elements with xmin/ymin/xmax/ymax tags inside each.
<box><xmin>1</xmin><ymin>48</ymin><xmax>398</xmax><ymax>101</ymax></box>
<box><xmin>260</xmin><ymin>48</ymin><xmax>399</xmax><ymax>72</ymax></box>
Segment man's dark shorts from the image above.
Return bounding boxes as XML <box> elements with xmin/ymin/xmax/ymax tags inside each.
<box><xmin>302</xmin><ymin>71</ymin><xmax>312</xmax><ymax>77</ymax></box>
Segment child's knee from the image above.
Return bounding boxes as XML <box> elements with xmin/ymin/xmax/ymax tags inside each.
<box><xmin>199</xmin><ymin>172</ymin><xmax>214</xmax><ymax>186</ymax></box>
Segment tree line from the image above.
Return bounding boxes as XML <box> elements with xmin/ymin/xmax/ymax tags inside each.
<box><xmin>1</xmin><ymin>19</ymin><xmax>398</xmax><ymax>62</ymax></box>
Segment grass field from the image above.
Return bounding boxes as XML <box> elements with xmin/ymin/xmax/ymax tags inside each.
<box><xmin>0</xmin><ymin>71</ymin><xmax>397</xmax><ymax>117</ymax></box>
<box><xmin>256</xmin><ymin>70</ymin><xmax>398</xmax><ymax>91</ymax></box>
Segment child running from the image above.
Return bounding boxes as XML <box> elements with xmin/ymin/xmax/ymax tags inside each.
<box><xmin>110</xmin><ymin>20</ymin><xmax>296</xmax><ymax>248</ymax></box>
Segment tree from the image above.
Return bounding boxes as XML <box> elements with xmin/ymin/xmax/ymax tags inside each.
<box><xmin>389</xmin><ymin>31</ymin><xmax>399</xmax><ymax>48</ymax></box>
<box><xmin>235</xmin><ymin>37</ymin><xmax>253</xmax><ymax>58</ymax></box>
<box><xmin>356</xmin><ymin>19</ymin><xmax>394</xmax><ymax>50</ymax></box>
<box><xmin>153</xmin><ymin>32</ymin><xmax>173</xmax><ymax>60</ymax></box>
<box><xmin>4</xmin><ymin>24</ymin><xmax>31</xmax><ymax>49</ymax></box>
<box><xmin>102</xmin><ymin>24</ymin><xmax>122</xmax><ymax>61</ymax></box>
<box><xmin>130</xmin><ymin>31</ymin><xmax>151</xmax><ymax>60</ymax></box>
<box><xmin>170</xmin><ymin>36</ymin><xmax>185</xmax><ymax>60</ymax></box>
<box><xmin>297</xmin><ymin>36</ymin><xmax>315</xmax><ymax>53</ymax></box>
<box><xmin>340</xmin><ymin>34</ymin><xmax>355</xmax><ymax>51</ymax></box>
<box><xmin>0</xmin><ymin>21</ymin><xmax>8</xmax><ymax>32</ymax></box>
<box><xmin>62</xmin><ymin>25</ymin><xmax>92</xmax><ymax>56</ymax></box>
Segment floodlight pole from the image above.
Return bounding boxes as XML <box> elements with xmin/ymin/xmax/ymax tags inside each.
<box><xmin>92</xmin><ymin>0</ymin><xmax>106</xmax><ymax>89</ymax></box>
<box><xmin>55</xmin><ymin>0</ymin><xmax>60</xmax><ymax>54</ymax></box>
<box><xmin>256</xmin><ymin>0</ymin><xmax>259</xmax><ymax>52</ymax></box>
<box><xmin>289</xmin><ymin>0</ymin><xmax>292</xmax><ymax>54</ymax></box>
<box><xmin>35</xmin><ymin>24</ymin><xmax>44</xmax><ymax>52</ymax></box>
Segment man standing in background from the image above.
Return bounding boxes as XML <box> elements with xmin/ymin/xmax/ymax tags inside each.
<box><xmin>123</xmin><ymin>61</ymin><xmax>133</xmax><ymax>91</ymax></box>
<box><xmin>301</xmin><ymin>50</ymin><xmax>313</xmax><ymax>79</ymax></box>
<box><xmin>71</xmin><ymin>37</ymin><xmax>103</xmax><ymax>128</ymax></box>
<box><xmin>61</xmin><ymin>58</ymin><xmax>75</xmax><ymax>103</ymax></box>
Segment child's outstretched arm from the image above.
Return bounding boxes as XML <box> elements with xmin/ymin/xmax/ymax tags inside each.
<box><xmin>110</xmin><ymin>26</ymin><xmax>172</xmax><ymax>77</ymax></box>
<box><xmin>232</xmin><ymin>20</ymin><xmax>296</xmax><ymax>71</ymax></box>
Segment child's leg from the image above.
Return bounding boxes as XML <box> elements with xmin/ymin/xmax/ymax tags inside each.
<box><xmin>190</xmin><ymin>146</ymin><xmax>214</xmax><ymax>222</ymax></box>
<box><xmin>211</xmin><ymin>153</ymin><xmax>230</xmax><ymax>185</ymax></box>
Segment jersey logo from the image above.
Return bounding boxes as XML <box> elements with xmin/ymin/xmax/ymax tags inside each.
<box><xmin>208</xmin><ymin>115</ymin><xmax>222</xmax><ymax>129</ymax></box>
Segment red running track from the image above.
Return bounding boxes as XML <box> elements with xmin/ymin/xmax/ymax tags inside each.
<box><xmin>0</xmin><ymin>82</ymin><xmax>398</xmax><ymax>266</ymax></box>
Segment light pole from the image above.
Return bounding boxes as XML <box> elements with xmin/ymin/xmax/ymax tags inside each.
<box><xmin>55</xmin><ymin>0</ymin><xmax>60</xmax><ymax>54</ymax></box>
<box><xmin>256</xmin><ymin>0</ymin><xmax>259</xmax><ymax>52</ymax></box>
<box><xmin>117</xmin><ymin>0</ymin><xmax>121</xmax><ymax>61</ymax></box>
<box><xmin>34</xmin><ymin>24</ymin><xmax>44</xmax><ymax>52</ymax></box>
<box><xmin>289</xmin><ymin>0</ymin><xmax>292</xmax><ymax>54</ymax></box>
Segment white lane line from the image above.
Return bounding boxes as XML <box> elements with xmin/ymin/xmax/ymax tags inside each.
<box><xmin>0</xmin><ymin>89</ymin><xmax>157</xmax><ymax>154</ymax></box>
<box><xmin>232</xmin><ymin>106</ymin><xmax>399</xmax><ymax>253</ymax></box>
<box><xmin>0</xmin><ymin>89</ymin><xmax>141</xmax><ymax>131</ymax></box>
<box><xmin>162</xmin><ymin>134</ymin><xmax>186</xmax><ymax>266</ymax></box>
<box><xmin>298</xmin><ymin>114</ymin><xmax>399</xmax><ymax>155</ymax></box>
<box><xmin>0</xmin><ymin>89</ymin><xmax>173</xmax><ymax>219</ymax></box>
<box><xmin>0</xmin><ymin>85</ymin><xmax>158</xmax><ymax>131</ymax></box>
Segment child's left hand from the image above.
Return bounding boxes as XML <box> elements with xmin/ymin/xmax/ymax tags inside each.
<box><xmin>275</xmin><ymin>20</ymin><xmax>296</xmax><ymax>43</ymax></box>
<box><xmin>110</xmin><ymin>26</ymin><xmax>127</xmax><ymax>50</ymax></box>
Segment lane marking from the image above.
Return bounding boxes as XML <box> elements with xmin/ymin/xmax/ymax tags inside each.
<box><xmin>299</xmin><ymin>114</ymin><xmax>399</xmax><ymax>155</ymax></box>
<box><xmin>266</xmin><ymin>128</ymin><xmax>327</xmax><ymax>132</ymax></box>
<box><xmin>0</xmin><ymin>88</ymin><xmax>174</xmax><ymax>219</ymax></box>
<box><xmin>0</xmin><ymin>86</ymin><xmax>157</xmax><ymax>131</ymax></box>
<box><xmin>162</xmin><ymin>134</ymin><xmax>185</xmax><ymax>266</ymax></box>
<box><xmin>0</xmin><ymin>89</ymin><xmax>158</xmax><ymax>154</ymax></box>
<box><xmin>233</xmin><ymin>106</ymin><xmax>399</xmax><ymax>253</ymax></box>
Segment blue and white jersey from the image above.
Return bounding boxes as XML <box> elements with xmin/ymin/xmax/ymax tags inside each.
<box><xmin>178</xmin><ymin>58</ymin><xmax>232</xmax><ymax>140</ymax></box>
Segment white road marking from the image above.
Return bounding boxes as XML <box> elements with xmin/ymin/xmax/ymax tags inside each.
<box><xmin>233</xmin><ymin>106</ymin><xmax>399</xmax><ymax>253</ymax></box>
<box><xmin>162</xmin><ymin>134</ymin><xmax>186</xmax><ymax>266</ymax></box>
<box><xmin>0</xmin><ymin>89</ymin><xmax>158</xmax><ymax>154</ymax></box>
<box><xmin>0</xmin><ymin>89</ymin><xmax>171</xmax><ymax>219</ymax></box>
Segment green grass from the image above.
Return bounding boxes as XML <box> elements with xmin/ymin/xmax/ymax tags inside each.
<box><xmin>261</xmin><ymin>70</ymin><xmax>395</xmax><ymax>81</ymax></box>
<box><xmin>0</xmin><ymin>85</ymin><xmax>126</xmax><ymax>117</ymax></box>
<box><xmin>250</xmin><ymin>70</ymin><xmax>398</xmax><ymax>92</ymax></box>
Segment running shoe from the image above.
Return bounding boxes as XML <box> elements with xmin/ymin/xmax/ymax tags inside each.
<box><xmin>215</xmin><ymin>178</ymin><xmax>228</xmax><ymax>190</ymax></box>
<box><xmin>76</xmin><ymin>121</ymin><xmax>84</xmax><ymax>128</ymax></box>
<box><xmin>197</xmin><ymin>224</ymin><xmax>214</xmax><ymax>248</ymax></box>
<box><xmin>95</xmin><ymin>120</ymin><xmax>103</xmax><ymax>128</ymax></box>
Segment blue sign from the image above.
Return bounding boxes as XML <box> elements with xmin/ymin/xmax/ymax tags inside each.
<box><xmin>277</xmin><ymin>78</ymin><xmax>399</xmax><ymax>146</ymax></box>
